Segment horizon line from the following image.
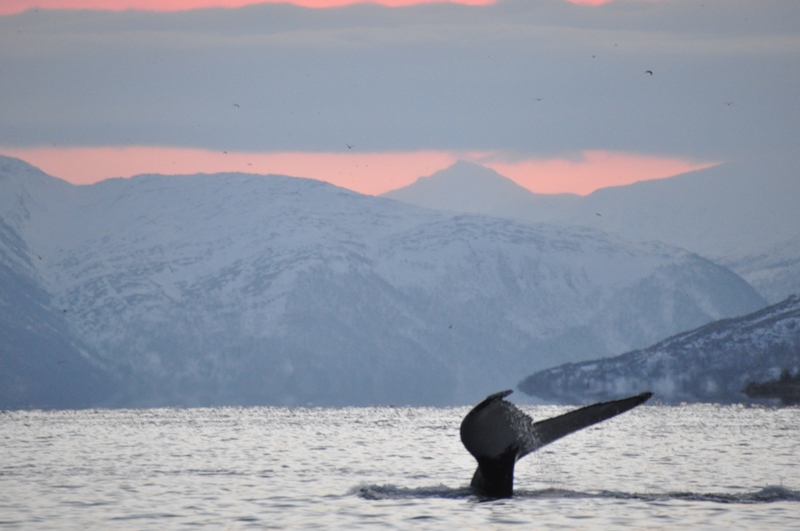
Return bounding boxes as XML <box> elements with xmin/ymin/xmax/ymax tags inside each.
<box><xmin>0</xmin><ymin>146</ymin><xmax>718</xmax><ymax>196</ymax></box>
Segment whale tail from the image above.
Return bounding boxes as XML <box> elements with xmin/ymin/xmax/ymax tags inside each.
<box><xmin>460</xmin><ymin>390</ymin><xmax>653</xmax><ymax>498</ymax></box>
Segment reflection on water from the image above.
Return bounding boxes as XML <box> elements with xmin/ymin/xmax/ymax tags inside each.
<box><xmin>1</xmin><ymin>404</ymin><xmax>798</xmax><ymax>528</ymax></box>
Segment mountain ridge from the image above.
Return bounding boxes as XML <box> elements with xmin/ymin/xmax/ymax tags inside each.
<box><xmin>519</xmin><ymin>294</ymin><xmax>800</xmax><ymax>405</ymax></box>
<box><xmin>382</xmin><ymin>157</ymin><xmax>800</xmax><ymax>302</ymax></box>
<box><xmin>0</xmin><ymin>154</ymin><xmax>767</xmax><ymax>407</ymax></box>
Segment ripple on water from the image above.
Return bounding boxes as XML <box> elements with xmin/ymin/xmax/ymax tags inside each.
<box><xmin>0</xmin><ymin>405</ymin><xmax>798</xmax><ymax>528</ymax></box>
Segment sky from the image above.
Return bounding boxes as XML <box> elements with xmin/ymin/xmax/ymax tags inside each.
<box><xmin>1</xmin><ymin>0</ymin><xmax>798</xmax><ymax>195</ymax></box>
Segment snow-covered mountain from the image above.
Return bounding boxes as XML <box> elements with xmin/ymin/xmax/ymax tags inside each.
<box><xmin>0</xmin><ymin>155</ymin><xmax>766</xmax><ymax>408</ymax></box>
<box><xmin>382</xmin><ymin>160</ymin><xmax>561</xmax><ymax>214</ymax></box>
<box><xmin>722</xmin><ymin>233</ymin><xmax>800</xmax><ymax>304</ymax></box>
<box><xmin>383</xmin><ymin>158</ymin><xmax>800</xmax><ymax>301</ymax></box>
<box><xmin>519</xmin><ymin>295</ymin><xmax>800</xmax><ymax>405</ymax></box>
<box><xmin>0</xmin><ymin>182</ymin><xmax>113</xmax><ymax>409</ymax></box>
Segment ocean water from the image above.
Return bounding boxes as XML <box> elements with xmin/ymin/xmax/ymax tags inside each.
<box><xmin>1</xmin><ymin>403</ymin><xmax>799</xmax><ymax>529</ymax></box>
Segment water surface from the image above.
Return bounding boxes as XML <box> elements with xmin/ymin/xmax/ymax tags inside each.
<box><xmin>2</xmin><ymin>404</ymin><xmax>799</xmax><ymax>529</ymax></box>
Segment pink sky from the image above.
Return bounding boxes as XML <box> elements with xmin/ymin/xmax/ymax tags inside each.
<box><xmin>1</xmin><ymin>146</ymin><xmax>716</xmax><ymax>196</ymax></box>
<box><xmin>0</xmin><ymin>0</ymin><xmax>621</xmax><ymax>16</ymax></box>
<box><xmin>3</xmin><ymin>0</ymin><xmax>700</xmax><ymax>196</ymax></box>
<box><xmin>0</xmin><ymin>0</ymin><xmax>489</xmax><ymax>16</ymax></box>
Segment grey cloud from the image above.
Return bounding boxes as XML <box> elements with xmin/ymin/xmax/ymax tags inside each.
<box><xmin>0</xmin><ymin>0</ymin><xmax>798</xmax><ymax>159</ymax></box>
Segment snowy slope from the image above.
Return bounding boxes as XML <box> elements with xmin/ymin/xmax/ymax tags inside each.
<box><xmin>0</xmin><ymin>163</ymin><xmax>115</xmax><ymax>408</ymax></box>
<box><xmin>0</xmin><ymin>155</ymin><xmax>767</xmax><ymax>407</ymax></box>
<box><xmin>519</xmin><ymin>295</ymin><xmax>800</xmax><ymax>405</ymax></box>
<box><xmin>722</xmin><ymin>233</ymin><xmax>800</xmax><ymax>304</ymax></box>
<box><xmin>383</xmin><ymin>157</ymin><xmax>800</xmax><ymax>301</ymax></box>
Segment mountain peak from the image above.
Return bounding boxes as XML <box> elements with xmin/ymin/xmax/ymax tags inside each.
<box><xmin>381</xmin><ymin>160</ymin><xmax>539</xmax><ymax>213</ymax></box>
<box><xmin>0</xmin><ymin>154</ymin><xmax>52</xmax><ymax>181</ymax></box>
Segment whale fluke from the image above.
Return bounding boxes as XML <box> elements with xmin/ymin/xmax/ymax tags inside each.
<box><xmin>460</xmin><ymin>390</ymin><xmax>653</xmax><ymax>498</ymax></box>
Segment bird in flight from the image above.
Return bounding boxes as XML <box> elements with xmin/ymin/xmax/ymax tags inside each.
<box><xmin>645</xmin><ymin>70</ymin><xmax>653</xmax><ymax>75</ymax></box>
<box><xmin>346</xmin><ymin>143</ymin><xmax>354</xmax><ymax>150</ymax></box>
<box><xmin>233</xmin><ymin>103</ymin><xmax>240</xmax><ymax>108</ymax></box>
